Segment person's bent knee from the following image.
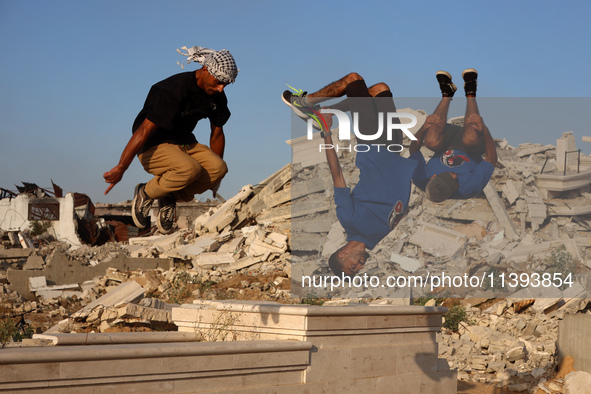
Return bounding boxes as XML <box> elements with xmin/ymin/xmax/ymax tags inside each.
<box><xmin>210</xmin><ymin>159</ymin><xmax>228</xmax><ymax>184</ymax></box>
<box><xmin>346</xmin><ymin>72</ymin><xmax>364</xmax><ymax>83</ymax></box>
<box><xmin>177</xmin><ymin>159</ymin><xmax>203</xmax><ymax>183</ymax></box>
<box><xmin>368</xmin><ymin>82</ymin><xmax>391</xmax><ymax>97</ymax></box>
<box><xmin>462</xmin><ymin>132</ymin><xmax>483</xmax><ymax>148</ymax></box>
<box><xmin>424</xmin><ymin>137</ymin><xmax>445</xmax><ymax>152</ymax></box>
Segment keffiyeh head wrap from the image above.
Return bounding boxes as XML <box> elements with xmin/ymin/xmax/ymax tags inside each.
<box><xmin>177</xmin><ymin>46</ymin><xmax>239</xmax><ymax>84</ymax></box>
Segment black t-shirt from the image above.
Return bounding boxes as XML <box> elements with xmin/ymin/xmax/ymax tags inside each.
<box><xmin>132</xmin><ymin>71</ymin><xmax>230</xmax><ymax>153</ymax></box>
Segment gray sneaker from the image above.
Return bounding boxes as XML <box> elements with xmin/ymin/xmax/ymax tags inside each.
<box><xmin>157</xmin><ymin>194</ymin><xmax>177</xmax><ymax>234</ymax></box>
<box><xmin>132</xmin><ymin>183</ymin><xmax>153</xmax><ymax>229</ymax></box>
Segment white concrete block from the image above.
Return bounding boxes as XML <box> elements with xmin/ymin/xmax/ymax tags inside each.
<box><xmin>409</xmin><ymin>221</ymin><xmax>467</xmax><ymax>258</ymax></box>
<box><xmin>390</xmin><ymin>254</ymin><xmax>421</xmax><ymax>273</ymax></box>
<box><xmin>29</xmin><ymin>276</ymin><xmax>47</xmax><ymax>292</ymax></box>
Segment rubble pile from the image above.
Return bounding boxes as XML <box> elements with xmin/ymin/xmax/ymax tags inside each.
<box><xmin>438</xmin><ymin>297</ymin><xmax>591</xmax><ymax>391</ymax></box>
<box><xmin>1</xmin><ymin>168</ymin><xmax>295</xmax><ymax>335</ymax></box>
<box><xmin>288</xmin><ymin>132</ymin><xmax>591</xmax><ymax>300</ymax></box>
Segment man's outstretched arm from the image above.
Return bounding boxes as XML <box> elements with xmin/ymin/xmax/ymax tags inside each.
<box><xmin>103</xmin><ymin>118</ymin><xmax>158</xmax><ymax>195</ymax></box>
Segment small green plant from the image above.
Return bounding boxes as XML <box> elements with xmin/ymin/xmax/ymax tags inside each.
<box><xmin>168</xmin><ymin>271</ymin><xmax>194</xmax><ymax>304</ymax></box>
<box><xmin>443</xmin><ymin>305</ymin><xmax>473</xmax><ymax>333</ymax></box>
<box><xmin>0</xmin><ymin>316</ymin><xmax>18</xmax><ymax>347</ymax></box>
<box><xmin>199</xmin><ymin>304</ymin><xmax>242</xmax><ymax>342</ymax></box>
<box><xmin>29</xmin><ymin>220</ymin><xmax>52</xmax><ymax>236</ymax></box>
<box><xmin>414</xmin><ymin>290</ymin><xmax>448</xmax><ymax>306</ymax></box>
<box><xmin>196</xmin><ymin>279</ymin><xmax>215</xmax><ymax>293</ymax></box>
<box><xmin>12</xmin><ymin>322</ymin><xmax>34</xmax><ymax>342</ymax></box>
<box><xmin>0</xmin><ymin>307</ymin><xmax>34</xmax><ymax>347</ymax></box>
<box><xmin>300</xmin><ymin>294</ymin><xmax>324</xmax><ymax>306</ymax></box>
<box><xmin>542</xmin><ymin>246</ymin><xmax>578</xmax><ymax>290</ymax></box>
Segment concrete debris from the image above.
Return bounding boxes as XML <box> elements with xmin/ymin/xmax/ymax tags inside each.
<box><xmin>564</xmin><ymin>371</ymin><xmax>591</xmax><ymax>394</ymax></box>
<box><xmin>409</xmin><ymin>221</ymin><xmax>468</xmax><ymax>258</ymax></box>
<box><xmin>287</xmin><ymin>128</ymin><xmax>591</xmax><ymax>302</ymax></box>
<box><xmin>438</xmin><ymin>296</ymin><xmax>591</xmax><ymax>390</ymax></box>
<box><xmin>0</xmin><ymin>164</ymin><xmax>293</xmax><ymax>338</ymax></box>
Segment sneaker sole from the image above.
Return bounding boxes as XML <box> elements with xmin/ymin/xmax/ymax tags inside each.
<box><xmin>156</xmin><ymin>222</ymin><xmax>174</xmax><ymax>234</ymax></box>
<box><xmin>435</xmin><ymin>70</ymin><xmax>452</xmax><ymax>82</ymax></box>
<box><xmin>435</xmin><ymin>71</ymin><xmax>457</xmax><ymax>97</ymax></box>
<box><xmin>281</xmin><ymin>91</ymin><xmax>314</xmax><ymax>120</ymax></box>
<box><xmin>282</xmin><ymin>91</ymin><xmax>330</xmax><ymax>131</ymax></box>
<box><xmin>281</xmin><ymin>89</ymin><xmax>339</xmax><ymax>133</ymax></box>
<box><xmin>462</xmin><ymin>68</ymin><xmax>478</xmax><ymax>81</ymax></box>
<box><xmin>156</xmin><ymin>215</ymin><xmax>174</xmax><ymax>234</ymax></box>
<box><xmin>131</xmin><ymin>183</ymin><xmax>149</xmax><ymax>229</ymax></box>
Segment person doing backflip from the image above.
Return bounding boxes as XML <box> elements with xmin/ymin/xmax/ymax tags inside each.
<box><xmin>410</xmin><ymin>69</ymin><xmax>497</xmax><ymax>202</ymax></box>
<box><xmin>283</xmin><ymin>73</ymin><xmax>421</xmax><ymax>277</ymax></box>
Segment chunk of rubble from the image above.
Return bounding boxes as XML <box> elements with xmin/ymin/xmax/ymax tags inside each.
<box><xmin>409</xmin><ymin>221</ymin><xmax>467</xmax><ymax>258</ymax></box>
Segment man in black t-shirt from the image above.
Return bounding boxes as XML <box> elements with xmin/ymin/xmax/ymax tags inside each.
<box><xmin>104</xmin><ymin>46</ymin><xmax>238</xmax><ymax>234</ymax></box>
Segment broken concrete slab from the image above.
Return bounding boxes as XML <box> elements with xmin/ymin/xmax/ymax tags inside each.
<box><xmin>217</xmin><ymin>236</ymin><xmax>245</xmax><ymax>254</ymax></box>
<box><xmin>165</xmin><ymin>235</ymin><xmax>220</xmax><ymax>259</ymax></box>
<box><xmin>128</xmin><ymin>232</ymin><xmax>179</xmax><ymax>247</ymax></box>
<box><xmin>191</xmin><ymin>252</ymin><xmax>235</xmax><ymax>269</ymax></box>
<box><xmin>248</xmin><ymin>239</ymin><xmax>287</xmax><ymax>256</ymax></box>
<box><xmin>266</xmin><ymin>232</ymin><xmax>288</xmax><ymax>248</ymax></box>
<box><xmin>200</xmin><ymin>185</ymin><xmax>253</xmax><ymax>233</ymax></box>
<box><xmin>28</xmin><ymin>276</ymin><xmax>48</xmax><ymax>292</ymax></box>
<box><xmin>390</xmin><ymin>254</ymin><xmax>421</xmax><ymax>273</ymax></box>
<box><xmin>117</xmin><ymin>302</ymin><xmax>172</xmax><ymax>324</ymax></box>
<box><xmin>409</xmin><ymin>221</ymin><xmax>467</xmax><ymax>258</ymax></box>
<box><xmin>67</xmin><ymin>281</ymin><xmax>146</xmax><ymax>324</ymax></box>
<box><xmin>292</xmin><ymin>213</ymin><xmax>334</xmax><ymax>234</ymax></box>
<box><xmin>7</xmin><ymin>251</ymin><xmax>171</xmax><ymax>300</ymax></box>
<box><xmin>502</xmin><ymin>180</ymin><xmax>522</xmax><ymax>205</ymax></box>
<box><xmin>240</xmin><ymin>164</ymin><xmax>290</xmax><ymax>218</ymax></box>
<box><xmin>516</xmin><ymin>144</ymin><xmax>554</xmax><ymax>158</ymax></box>
<box><xmin>220</xmin><ymin>256</ymin><xmax>264</xmax><ymax>273</ymax></box>
<box><xmin>0</xmin><ymin>248</ymin><xmax>32</xmax><ymax>260</ymax></box>
<box><xmin>36</xmin><ymin>289</ymin><xmax>82</xmax><ymax>301</ymax></box>
<box><xmin>483</xmin><ymin>182</ymin><xmax>519</xmax><ymax>241</ymax></box>
<box><xmin>23</xmin><ymin>254</ymin><xmax>44</xmax><ymax>270</ymax></box>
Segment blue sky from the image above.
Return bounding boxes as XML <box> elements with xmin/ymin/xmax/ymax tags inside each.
<box><xmin>1</xmin><ymin>1</ymin><xmax>590</xmax><ymax>204</ymax></box>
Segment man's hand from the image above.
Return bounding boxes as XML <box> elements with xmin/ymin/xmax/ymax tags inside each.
<box><xmin>465</xmin><ymin>114</ymin><xmax>484</xmax><ymax>133</ymax></box>
<box><xmin>424</xmin><ymin>114</ymin><xmax>444</xmax><ymax>128</ymax></box>
<box><xmin>103</xmin><ymin>118</ymin><xmax>158</xmax><ymax>195</ymax></box>
<box><xmin>103</xmin><ymin>164</ymin><xmax>126</xmax><ymax>195</ymax></box>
